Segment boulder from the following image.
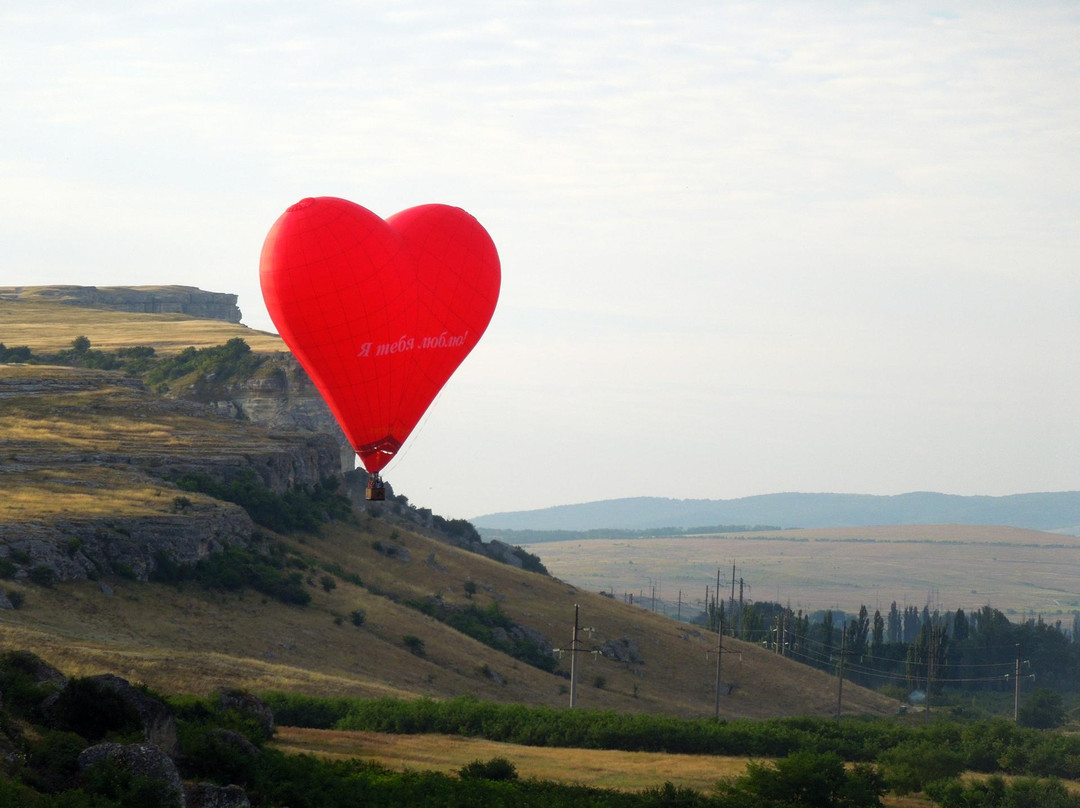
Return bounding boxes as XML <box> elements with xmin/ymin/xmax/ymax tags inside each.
<box><xmin>218</xmin><ymin>687</ymin><xmax>274</xmax><ymax>740</ymax></box>
<box><xmin>78</xmin><ymin>742</ymin><xmax>183</xmax><ymax>807</ymax></box>
<box><xmin>85</xmin><ymin>674</ymin><xmax>179</xmax><ymax>755</ymax></box>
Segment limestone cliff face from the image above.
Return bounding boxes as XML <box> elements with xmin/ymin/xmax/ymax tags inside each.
<box><xmin>0</xmin><ymin>366</ymin><xmax>341</xmax><ymax>584</ymax></box>
<box><xmin>0</xmin><ymin>285</ymin><xmax>241</xmax><ymax>323</ymax></box>
<box><xmin>205</xmin><ymin>356</ymin><xmax>356</xmax><ymax>474</ymax></box>
<box><xmin>0</xmin><ymin>504</ymin><xmax>255</xmax><ymax>584</ymax></box>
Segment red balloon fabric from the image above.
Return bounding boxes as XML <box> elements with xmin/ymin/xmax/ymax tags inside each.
<box><xmin>259</xmin><ymin>197</ymin><xmax>500</xmax><ymax>473</ymax></box>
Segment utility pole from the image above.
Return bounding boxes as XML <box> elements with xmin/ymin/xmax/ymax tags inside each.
<box><xmin>836</xmin><ymin>620</ymin><xmax>847</xmax><ymax>721</ymax></box>
<box><xmin>677</xmin><ymin>589</ymin><xmax>682</xmax><ymax>621</ymax></box>
<box><xmin>715</xmin><ymin>568</ymin><xmax>721</xmax><ymax>633</ymax></box>
<box><xmin>1013</xmin><ymin>643</ymin><xmax>1021</xmax><ymax>722</ymax></box>
<box><xmin>738</xmin><ymin>578</ymin><xmax>745</xmax><ymax>639</ymax></box>
<box><xmin>714</xmin><ymin>616</ymin><xmax>723</xmax><ymax>718</ymax></box>
<box><xmin>570</xmin><ymin>603</ymin><xmax>580</xmax><ymax>708</ymax></box>
<box><xmin>729</xmin><ymin>561</ymin><xmax>736</xmax><ymax>637</ymax></box>
<box><xmin>925</xmin><ymin>623</ymin><xmax>936</xmax><ymax>722</ymax></box>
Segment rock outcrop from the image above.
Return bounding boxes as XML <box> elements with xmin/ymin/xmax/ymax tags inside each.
<box><xmin>84</xmin><ymin>674</ymin><xmax>180</xmax><ymax>755</ymax></box>
<box><xmin>209</xmin><ymin>355</ymin><xmax>355</xmax><ymax>473</ymax></box>
<box><xmin>77</xmin><ymin>742</ymin><xmax>184</xmax><ymax>807</ymax></box>
<box><xmin>0</xmin><ymin>285</ymin><xmax>242</xmax><ymax>323</ymax></box>
<box><xmin>0</xmin><ymin>366</ymin><xmax>341</xmax><ymax>583</ymax></box>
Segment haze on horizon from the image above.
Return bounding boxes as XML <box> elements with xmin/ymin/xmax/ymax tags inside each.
<box><xmin>3</xmin><ymin>2</ymin><xmax>1078</xmax><ymax>519</ymax></box>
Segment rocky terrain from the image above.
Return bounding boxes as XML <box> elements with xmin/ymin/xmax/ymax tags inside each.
<box><xmin>0</xmin><ymin>285</ymin><xmax>242</xmax><ymax>323</ymax></box>
<box><xmin>0</xmin><ymin>364</ymin><xmax>340</xmax><ymax>587</ymax></box>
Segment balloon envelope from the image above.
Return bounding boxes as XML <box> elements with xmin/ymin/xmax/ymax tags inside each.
<box><xmin>259</xmin><ymin>197</ymin><xmax>500</xmax><ymax>472</ymax></box>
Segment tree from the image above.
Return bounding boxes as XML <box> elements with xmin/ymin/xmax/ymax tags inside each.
<box><xmin>717</xmin><ymin>750</ymin><xmax>884</xmax><ymax>807</ymax></box>
<box><xmin>1018</xmin><ymin>687</ymin><xmax>1065</xmax><ymax>729</ymax></box>
<box><xmin>952</xmin><ymin>607</ymin><xmax>969</xmax><ymax>642</ymax></box>
<box><xmin>822</xmin><ymin>610</ymin><xmax>835</xmax><ymax>658</ymax></box>
<box><xmin>887</xmin><ymin>601</ymin><xmax>901</xmax><ymax>645</ymax></box>
<box><xmin>871</xmin><ymin>610</ymin><xmax>885</xmax><ymax>659</ymax></box>
<box><xmin>72</xmin><ymin>335</ymin><xmax>91</xmax><ymax>353</ymax></box>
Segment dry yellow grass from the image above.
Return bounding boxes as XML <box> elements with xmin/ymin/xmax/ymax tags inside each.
<box><xmin>0</xmin><ymin>296</ymin><xmax>900</xmax><ymax>720</ymax></box>
<box><xmin>0</xmin><ymin>467</ymin><xmax>196</xmax><ymax>520</ymax></box>
<box><xmin>523</xmin><ymin>526</ymin><xmax>1080</xmax><ymax>620</ymax></box>
<box><xmin>0</xmin><ymin>299</ymin><xmax>284</xmax><ymax>354</ymax></box>
<box><xmin>0</xmin><ymin>511</ymin><xmax>900</xmax><ymax>719</ymax></box>
<box><xmin>272</xmin><ymin>726</ymin><xmax>753</xmax><ymax>793</ymax></box>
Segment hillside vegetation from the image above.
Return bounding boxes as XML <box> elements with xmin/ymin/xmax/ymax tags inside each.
<box><xmin>0</xmin><ymin>293</ymin><xmax>896</xmax><ymax>721</ymax></box>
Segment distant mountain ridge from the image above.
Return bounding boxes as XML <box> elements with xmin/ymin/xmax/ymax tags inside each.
<box><xmin>472</xmin><ymin>491</ymin><xmax>1080</xmax><ymax>534</ymax></box>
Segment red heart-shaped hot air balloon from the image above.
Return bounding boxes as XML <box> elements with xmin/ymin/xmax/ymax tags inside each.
<box><xmin>259</xmin><ymin>197</ymin><xmax>500</xmax><ymax>473</ymax></box>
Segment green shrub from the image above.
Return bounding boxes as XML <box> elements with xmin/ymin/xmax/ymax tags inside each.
<box><xmin>175</xmin><ymin>470</ymin><xmax>351</xmax><ymax>534</ymax></box>
<box><xmin>877</xmin><ymin>740</ymin><xmax>965</xmax><ymax>795</ymax></box>
<box><xmin>403</xmin><ymin>635</ymin><xmax>426</xmax><ymax>657</ymax></box>
<box><xmin>52</xmin><ymin>677</ymin><xmax>143</xmax><ymax>742</ymax></box>
<box><xmin>716</xmin><ymin>750</ymin><xmax>884</xmax><ymax>808</ymax></box>
<box><xmin>351</xmin><ymin>609</ymin><xmax>366</xmax><ymax>627</ymax></box>
<box><xmin>459</xmin><ymin>757</ymin><xmax>518</xmax><ymax>781</ymax></box>
<box><xmin>1018</xmin><ymin>688</ymin><xmax>1066</xmax><ymax>729</ymax></box>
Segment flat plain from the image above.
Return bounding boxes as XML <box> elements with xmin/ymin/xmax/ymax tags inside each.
<box><xmin>522</xmin><ymin>525</ymin><xmax>1080</xmax><ymax>620</ymax></box>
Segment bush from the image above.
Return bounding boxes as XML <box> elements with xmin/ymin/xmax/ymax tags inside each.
<box><xmin>52</xmin><ymin>677</ymin><xmax>143</xmax><ymax>742</ymax></box>
<box><xmin>717</xmin><ymin>750</ymin><xmax>884</xmax><ymax>808</ymax></box>
<box><xmin>175</xmin><ymin>471</ymin><xmax>352</xmax><ymax>534</ymax></box>
<box><xmin>1018</xmin><ymin>688</ymin><xmax>1066</xmax><ymax>729</ymax></box>
<box><xmin>403</xmin><ymin>635</ymin><xmax>426</xmax><ymax>657</ymax></box>
<box><xmin>458</xmin><ymin>756</ymin><xmax>518</xmax><ymax>781</ymax></box>
<box><xmin>877</xmin><ymin>740</ymin><xmax>965</xmax><ymax>795</ymax></box>
<box><xmin>351</xmin><ymin>609</ymin><xmax>366</xmax><ymax>627</ymax></box>
<box><xmin>7</xmin><ymin>589</ymin><xmax>24</xmax><ymax>609</ymax></box>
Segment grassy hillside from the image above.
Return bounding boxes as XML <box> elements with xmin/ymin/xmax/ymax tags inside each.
<box><xmin>0</xmin><ymin>513</ymin><xmax>898</xmax><ymax>719</ymax></box>
<box><xmin>0</xmin><ymin>298</ymin><xmax>283</xmax><ymax>354</ymax></box>
<box><xmin>0</xmin><ymin>292</ymin><xmax>898</xmax><ymax>720</ymax></box>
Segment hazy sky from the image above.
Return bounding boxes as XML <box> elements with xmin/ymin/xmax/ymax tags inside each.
<box><xmin>4</xmin><ymin>2</ymin><xmax>1078</xmax><ymax>520</ymax></box>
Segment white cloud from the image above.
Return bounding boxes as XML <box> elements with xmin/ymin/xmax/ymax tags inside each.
<box><xmin>2</xmin><ymin>0</ymin><xmax>1078</xmax><ymax>516</ymax></box>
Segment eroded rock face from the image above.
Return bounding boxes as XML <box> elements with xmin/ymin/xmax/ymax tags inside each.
<box><xmin>0</xmin><ymin>504</ymin><xmax>255</xmax><ymax>584</ymax></box>
<box><xmin>0</xmin><ymin>367</ymin><xmax>343</xmax><ymax>584</ymax></box>
<box><xmin>213</xmin><ymin>356</ymin><xmax>355</xmax><ymax>474</ymax></box>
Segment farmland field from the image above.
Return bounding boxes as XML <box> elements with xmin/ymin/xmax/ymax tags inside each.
<box><xmin>522</xmin><ymin>525</ymin><xmax>1080</xmax><ymax>620</ymax></box>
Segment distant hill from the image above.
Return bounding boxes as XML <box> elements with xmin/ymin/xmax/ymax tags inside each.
<box><xmin>472</xmin><ymin>491</ymin><xmax>1080</xmax><ymax>535</ymax></box>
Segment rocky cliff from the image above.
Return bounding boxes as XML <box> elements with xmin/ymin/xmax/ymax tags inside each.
<box><xmin>0</xmin><ymin>366</ymin><xmax>341</xmax><ymax>586</ymax></box>
<box><xmin>0</xmin><ymin>285</ymin><xmax>242</xmax><ymax>323</ymax></box>
<box><xmin>205</xmin><ymin>355</ymin><xmax>356</xmax><ymax>473</ymax></box>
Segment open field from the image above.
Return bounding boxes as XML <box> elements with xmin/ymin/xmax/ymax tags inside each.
<box><xmin>272</xmin><ymin>726</ymin><xmax>949</xmax><ymax>807</ymax></box>
<box><xmin>0</xmin><ymin>299</ymin><xmax>284</xmax><ymax>354</ymax></box>
<box><xmin>273</xmin><ymin>726</ymin><xmax>753</xmax><ymax>792</ymax></box>
<box><xmin>522</xmin><ymin>525</ymin><xmax>1080</xmax><ymax>620</ymax></box>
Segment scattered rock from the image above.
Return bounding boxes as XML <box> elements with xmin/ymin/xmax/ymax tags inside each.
<box><xmin>209</xmin><ymin>727</ymin><xmax>261</xmax><ymax>758</ymax></box>
<box><xmin>600</xmin><ymin>637</ymin><xmax>644</xmax><ymax>664</ymax></box>
<box><xmin>373</xmin><ymin>541</ymin><xmax>410</xmax><ymax>562</ymax></box>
